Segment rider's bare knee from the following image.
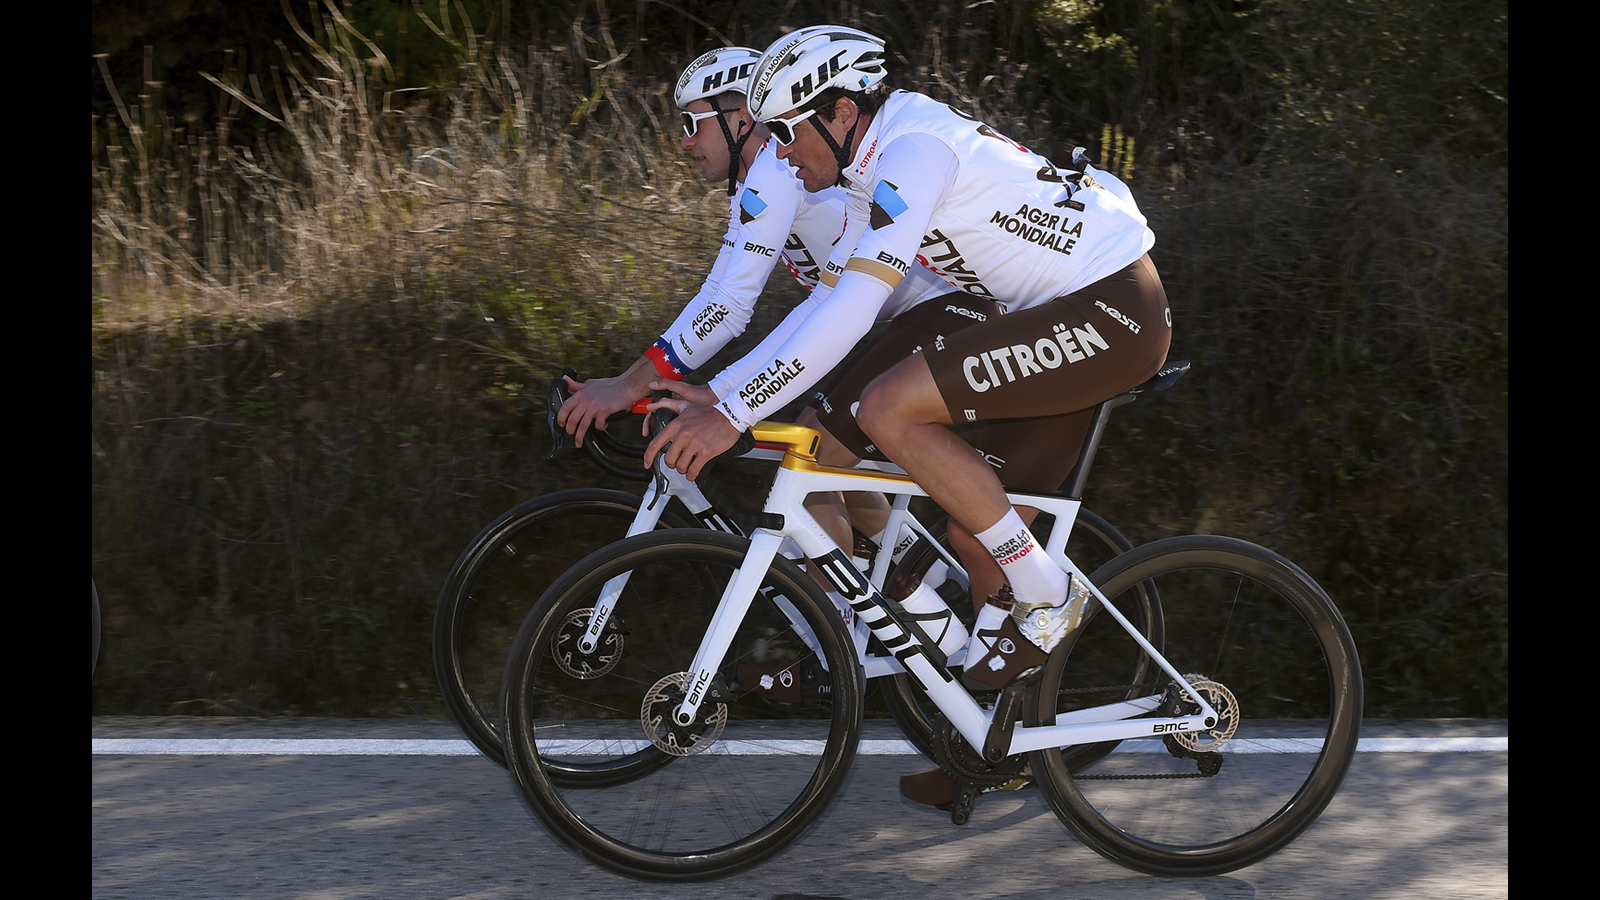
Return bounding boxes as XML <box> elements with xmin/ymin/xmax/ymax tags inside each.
<box><xmin>855</xmin><ymin>378</ymin><xmax>895</xmax><ymax>445</ymax></box>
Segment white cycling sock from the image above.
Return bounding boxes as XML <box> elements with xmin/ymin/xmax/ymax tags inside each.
<box><xmin>975</xmin><ymin>509</ymin><xmax>1068</xmax><ymax>606</ymax></box>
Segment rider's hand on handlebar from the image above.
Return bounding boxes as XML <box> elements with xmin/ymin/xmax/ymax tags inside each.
<box><xmin>647</xmin><ymin>380</ymin><xmax>717</xmax><ymax>414</ymax></box>
<box><xmin>557</xmin><ymin>365</ymin><xmax>652</xmax><ymax>448</ymax></box>
<box><xmin>643</xmin><ymin>399</ymin><xmax>741</xmax><ymax>481</ymax></box>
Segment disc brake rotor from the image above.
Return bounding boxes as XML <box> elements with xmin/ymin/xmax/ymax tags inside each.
<box><xmin>551</xmin><ymin>607</ymin><xmax>625</xmax><ymax>679</ymax></box>
<box><xmin>1170</xmin><ymin>675</ymin><xmax>1240</xmax><ymax>752</ymax></box>
<box><xmin>641</xmin><ymin>672</ymin><xmax>728</xmax><ymax>757</ymax></box>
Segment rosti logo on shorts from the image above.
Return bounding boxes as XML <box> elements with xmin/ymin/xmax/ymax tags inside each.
<box><xmin>1094</xmin><ymin>300</ymin><xmax>1142</xmax><ymax>334</ymax></box>
<box><xmin>944</xmin><ymin>305</ymin><xmax>986</xmax><ymax>322</ymax></box>
<box><xmin>870</xmin><ymin>180</ymin><xmax>908</xmax><ymax>230</ymax></box>
<box><xmin>961</xmin><ymin>323</ymin><xmax>1111</xmax><ymax>393</ymax></box>
<box><xmin>739</xmin><ymin>189</ymin><xmax>768</xmax><ymax>224</ymax></box>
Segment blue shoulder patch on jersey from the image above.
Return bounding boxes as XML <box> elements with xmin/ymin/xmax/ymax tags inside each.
<box><xmin>739</xmin><ymin>189</ymin><xmax>768</xmax><ymax>224</ymax></box>
<box><xmin>873</xmin><ymin>180</ymin><xmax>909</xmax><ymax>218</ymax></box>
<box><xmin>870</xmin><ymin>180</ymin><xmax>909</xmax><ymax>230</ymax></box>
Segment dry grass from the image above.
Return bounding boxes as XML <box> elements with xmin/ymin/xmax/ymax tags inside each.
<box><xmin>92</xmin><ymin>31</ymin><xmax>724</xmax><ymax>332</ymax></box>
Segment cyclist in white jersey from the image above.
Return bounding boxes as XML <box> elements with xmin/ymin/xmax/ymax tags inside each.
<box><xmin>647</xmin><ymin>27</ymin><xmax>1172</xmax><ymax>692</ymax></box>
<box><xmin>557</xmin><ymin>46</ymin><xmax>952</xmax><ymax>447</ymax></box>
<box><xmin>560</xmin><ymin>48</ymin><xmax>978</xmax><ymax>681</ymax></box>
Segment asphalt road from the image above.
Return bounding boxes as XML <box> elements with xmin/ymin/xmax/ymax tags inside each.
<box><xmin>92</xmin><ymin>717</ymin><xmax>1507</xmax><ymax>899</ymax></box>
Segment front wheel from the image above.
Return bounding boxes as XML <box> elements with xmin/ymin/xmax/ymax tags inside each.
<box><xmin>501</xmin><ymin>529</ymin><xmax>862</xmax><ymax>881</ymax></box>
<box><xmin>432</xmin><ymin>489</ymin><xmax>687</xmax><ymax>768</ymax></box>
<box><xmin>1029</xmin><ymin>535</ymin><xmax>1362</xmax><ymax>876</ymax></box>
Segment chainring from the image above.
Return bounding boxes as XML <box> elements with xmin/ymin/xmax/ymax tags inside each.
<box><xmin>932</xmin><ymin>714</ymin><xmax>1028</xmax><ymax>788</ymax></box>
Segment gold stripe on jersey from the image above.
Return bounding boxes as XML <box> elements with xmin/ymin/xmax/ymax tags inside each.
<box><xmin>843</xmin><ymin>256</ymin><xmax>906</xmax><ymax>289</ymax></box>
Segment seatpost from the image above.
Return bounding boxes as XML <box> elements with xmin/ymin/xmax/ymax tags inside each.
<box><xmin>1060</xmin><ymin>394</ymin><xmax>1138</xmax><ymax>500</ymax></box>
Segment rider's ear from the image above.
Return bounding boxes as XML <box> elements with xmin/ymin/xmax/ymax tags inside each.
<box><xmin>835</xmin><ymin>97</ymin><xmax>858</xmax><ymax>127</ymax></box>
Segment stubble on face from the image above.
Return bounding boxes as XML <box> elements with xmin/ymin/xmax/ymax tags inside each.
<box><xmin>681</xmin><ymin>101</ymin><xmax>731</xmax><ymax>184</ymax></box>
<box><xmin>779</xmin><ymin>121</ymin><xmax>839</xmax><ymax>193</ymax></box>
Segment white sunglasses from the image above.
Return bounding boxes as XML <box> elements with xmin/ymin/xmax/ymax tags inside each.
<box><xmin>767</xmin><ymin>107</ymin><xmax>821</xmax><ymax>146</ymax></box>
<box><xmin>680</xmin><ymin>108</ymin><xmax>731</xmax><ymax>138</ymax></box>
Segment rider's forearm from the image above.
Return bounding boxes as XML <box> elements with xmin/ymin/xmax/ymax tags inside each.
<box><xmin>658</xmin><ymin>164</ymin><xmax>813</xmax><ymax>376</ymax></box>
<box><xmin>653</xmin><ymin>280</ymin><xmax>755</xmax><ymax>377</ymax></box>
<box><xmin>713</xmin><ymin>273</ymin><xmax>889</xmax><ymax>431</ymax></box>
<box><xmin>706</xmin><ymin>287</ymin><xmax>827</xmax><ymax>404</ymax></box>
<box><xmin>615</xmin><ymin>355</ymin><xmax>660</xmax><ymax>396</ymax></box>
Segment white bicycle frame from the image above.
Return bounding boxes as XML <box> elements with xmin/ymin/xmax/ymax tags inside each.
<box><xmin>573</xmin><ymin>442</ymin><xmax>962</xmax><ymax>660</ymax></box>
<box><xmin>660</xmin><ymin>422</ymin><xmax>1221</xmax><ymax>759</ymax></box>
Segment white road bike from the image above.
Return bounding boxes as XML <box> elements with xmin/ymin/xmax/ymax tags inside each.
<box><xmin>435</xmin><ymin>371</ymin><xmax>1139</xmax><ymax>769</ymax></box>
<box><xmin>498</xmin><ymin>363</ymin><xmax>1362</xmax><ymax>881</ymax></box>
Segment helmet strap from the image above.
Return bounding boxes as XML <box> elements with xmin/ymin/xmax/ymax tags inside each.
<box><xmin>708</xmin><ymin>95</ymin><xmax>753</xmax><ymax>197</ymax></box>
<box><xmin>809</xmin><ymin>99</ymin><xmax>862</xmax><ymax>188</ymax></box>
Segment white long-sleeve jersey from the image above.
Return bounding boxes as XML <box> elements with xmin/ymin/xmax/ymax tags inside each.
<box><xmin>713</xmin><ymin>92</ymin><xmax>1155</xmax><ymax>429</ymax></box>
<box><xmin>648</xmin><ymin>138</ymin><xmax>952</xmax><ymax>379</ymax></box>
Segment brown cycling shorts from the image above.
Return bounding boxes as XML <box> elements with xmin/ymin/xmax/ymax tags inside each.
<box><xmin>812</xmin><ymin>254</ymin><xmax>1170</xmax><ymax>493</ymax></box>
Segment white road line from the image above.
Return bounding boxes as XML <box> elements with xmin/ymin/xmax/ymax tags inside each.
<box><xmin>91</xmin><ymin>736</ymin><xmax>1506</xmax><ymax>756</ymax></box>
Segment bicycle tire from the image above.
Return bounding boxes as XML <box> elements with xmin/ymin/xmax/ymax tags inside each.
<box><xmin>1028</xmin><ymin>534</ymin><xmax>1362</xmax><ymax>876</ymax></box>
<box><xmin>882</xmin><ymin>507</ymin><xmax>1156</xmax><ymax>768</ymax></box>
<box><xmin>501</xmin><ymin>529</ymin><xmax>862</xmax><ymax>881</ymax></box>
<box><xmin>432</xmin><ymin>489</ymin><xmax>689</xmax><ymax>768</ymax></box>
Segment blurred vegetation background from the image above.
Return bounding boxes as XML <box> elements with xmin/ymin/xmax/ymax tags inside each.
<box><xmin>91</xmin><ymin>1</ymin><xmax>1507</xmax><ymax>717</ymax></box>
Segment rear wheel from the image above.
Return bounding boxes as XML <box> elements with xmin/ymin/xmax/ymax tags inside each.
<box><xmin>501</xmin><ymin>529</ymin><xmax>861</xmax><ymax>881</ymax></box>
<box><xmin>1029</xmin><ymin>535</ymin><xmax>1362</xmax><ymax>876</ymax></box>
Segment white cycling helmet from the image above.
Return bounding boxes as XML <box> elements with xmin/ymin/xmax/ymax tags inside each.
<box><xmin>675</xmin><ymin>46</ymin><xmax>763</xmax><ymax>195</ymax></box>
<box><xmin>674</xmin><ymin>46</ymin><xmax>762</xmax><ymax>110</ymax></box>
<box><xmin>749</xmin><ymin>27</ymin><xmax>886</xmax><ymax>185</ymax></box>
<box><xmin>748</xmin><ymin>26</ymin><xmax>886</xmax><ymax>125</ymax></box>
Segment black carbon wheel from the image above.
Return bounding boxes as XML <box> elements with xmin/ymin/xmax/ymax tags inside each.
<box><xmin>1029</xmin><ymin>535</ymin><xmax>1362</xmax><ymax>876</ymax></box>
<box><xmin>501</xmin><ymin>529</ymin><xmax>862</xmax><ymax>881</ymax></box>
<box><xmin>432</xmin><ymin>489</ymin><xmax>687</xmax><ymax>768</ymax></box>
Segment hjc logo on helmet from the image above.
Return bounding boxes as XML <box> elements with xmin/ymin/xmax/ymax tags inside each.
<box><xmin>701</xmin><ymin>63</ymin><xmax>755</xmax><ymax>95</ymax></box>
<box><xmin>789</xmin><ymin>50</ymin><xmax>849</xmax><ymax>105</ymax></box>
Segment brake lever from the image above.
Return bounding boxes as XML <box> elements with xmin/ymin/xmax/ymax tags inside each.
<box><xmin>645</xmin><ymin>395</ymin><xmax>675</xmax><ymax>509</ymax></box>
<box><xmin>545</xmin><ymin>367</ymin><xmax>579</xmax><ymax>461</ymax></box>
